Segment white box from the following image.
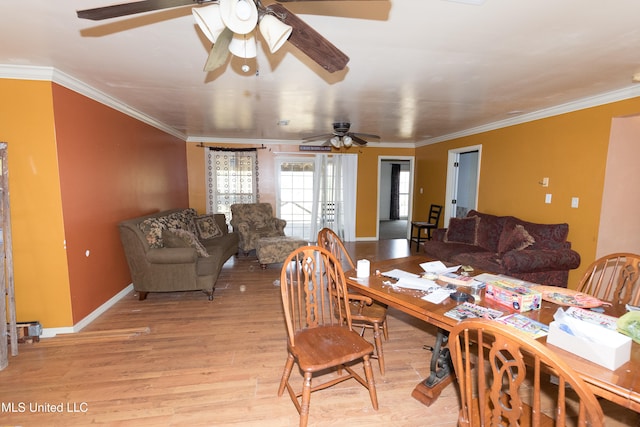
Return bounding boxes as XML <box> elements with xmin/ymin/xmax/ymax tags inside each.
<box><xmin>547</xmin><ymin>320</ymin><xmax>632</xmax><ymax>371</ymax></box>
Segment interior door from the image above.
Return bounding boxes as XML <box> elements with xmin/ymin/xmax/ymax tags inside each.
<box><xmin>444</xmin><ymin>146</ymin><xmax>481</xmax><ymax>226</ymax></box>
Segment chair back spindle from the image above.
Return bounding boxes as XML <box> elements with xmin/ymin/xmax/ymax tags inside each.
<box><xmin>576</xmin><ymin>253</ymin><xmax>640</xmax><ymax>306</ymax></box>
<box><xmin>449</xmin><ymin>319</ymin><xmax>604</xmax><ymax>427</ymax></box>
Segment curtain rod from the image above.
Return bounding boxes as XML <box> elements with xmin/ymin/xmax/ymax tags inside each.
<box><xmin>196</xmin><ymin>143</ymin><xmax>268</xmax><ymax>152</ymax></box>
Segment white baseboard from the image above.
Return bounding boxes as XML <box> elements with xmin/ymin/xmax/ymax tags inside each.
<box><xmin>40</xmin><ymin>284</ymin><xmax>134</xmax><ymax>338</ymax></box>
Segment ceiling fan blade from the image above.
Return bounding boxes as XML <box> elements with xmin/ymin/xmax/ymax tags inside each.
<box><xmin>350</xmin><ymin>135</ymin><xmax>369</xmax><ymax>146</ymax></box>
<box><xmin>351</xmin><ymin>132</ymin><xmax>380</xmax><ymax>139</ymax></box>
<box><xmin>77</xmin><ymin>0</ymin><xmax>200</xmax><ymax>21</ymax></box>
<box><xmin>268</xmin><ymin>4</ymin><xmax>349</xmax><ymax>73</ymax></box>
<box><xmin>204</xmin><ymin>28</ymin><xmax>232</xmax><ymax>72</ymax></box>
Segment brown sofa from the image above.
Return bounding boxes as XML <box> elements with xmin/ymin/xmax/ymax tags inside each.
<box><xmin>118</xmin><ymin>208</ymin><xmax>239</xmax><ymax>300</ymax></box>
<box><xmin>421</xmin><ymin>210</ymin><xmax>581</xmax><ymax>287</ymax></box>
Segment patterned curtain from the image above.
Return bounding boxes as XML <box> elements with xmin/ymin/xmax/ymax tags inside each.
<box><xmin>389</xmin><ymin>163</ymin><xmax>400</xmax><ymax>220</ymax></box>
<box><xmin>206</xmin><ymin>148</ymin><xmax>258</xmax><ymax>220</ymax></box>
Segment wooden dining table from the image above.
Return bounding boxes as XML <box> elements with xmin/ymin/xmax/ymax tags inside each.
<box><xmin>345</xmin><ymin>255</ymin><xmax>640</xmax><ymax>413</ymax></box>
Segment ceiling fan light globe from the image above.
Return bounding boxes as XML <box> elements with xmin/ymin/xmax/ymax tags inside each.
<box><xmin>229</xmin><ymin>32</ymin><xmax>257</xmax><ymax>58</ymax></box>
<box><xmin>343</xmin><ymin>136</ymin><xmax>353</xmax><ymax>147</ymax></box>
<box><xmin>192</xmin><ymin>5</ymin><xmax>226</xmax><ymax>44</ymax></box>
<box><xmin>330</xmin><ymin>137</ymin><xmax>341</xmax><ymax>148</ymax></box>
<box><xmin>259</xmin><ymin>15</ymin><xmax>293</xmax><ymax>53</ymax></box>
<box><xmin>220</xmin><ymin>0</ymin><xmax>258</xmax><ymax>35</ymax></box>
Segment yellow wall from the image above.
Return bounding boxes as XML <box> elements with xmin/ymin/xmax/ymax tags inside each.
<box><xmin>0</xmin><ymin>79</ymin><xmax>73</xmax><ymax>326</ymax></box>
<box><xmin>187</xmin><ymin>142</ymin><xmax>414</xmax><ymax>237</ymax></box>
<box><xmin>415</xmin><ymin>97</ymin><xmax>640</xmax><ymax>286</ymax></box>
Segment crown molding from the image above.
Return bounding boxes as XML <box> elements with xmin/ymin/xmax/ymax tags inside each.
<box><xmin>5</xmin><ymin>64</ymin><xmax>638</xmax><ymax>148</ymax></box>
<box><xmin>418</xmin><ymin>84</ymin><xmax>640</xmax><ymax>146</ymax></box>
<box><xmin>0</xmin><ymin>64</ymin><xmax>186</xmax><ymax>141</ymax></box>
<box><xmin>187</xmin><ymin>136</ymin><xmax>416</xmax><ymax>149</ymax></box>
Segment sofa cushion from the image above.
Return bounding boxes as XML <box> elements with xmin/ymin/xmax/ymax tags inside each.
<box><xmin>163</xmin><ymin>228</ymin><xmax>209</xmax><ymax>258</ymax></box>
<box><xmin>193</xmin><ymin>214</ymin><xmax>223</xmax><ymax>240</ymax></box>
<box><xmin>498</xmin><ymin>223</ymin><xmax>535</xmax><ymax>255</ymax></box>
<box><xmin>451</xmin><ymin>252</ymin><xmax>506</xmax><ymax>275</ymax></box>
<box><xmin>162</xmin><ymin>229</ymin><xmax>191</xmax><ymax>249</ymax></box>
<box><xmin>467</xmin><ymin>210</ymin><xmax>507</xmax><ymax>253</ymax></box>
<box><xmin>214</xmin><ymin>214</ymin><xmax>229</xmax><ymax>235</ymax></box>
<box><xmin>506</xmin><ymin>217</ymin><xmax>569</xmax><ymax>250</ymax></box>
<box><xmin>444</xmin><ymin>216</ymin><xmax>479</xmax><ymax>245</ymax></box>
<box><xmin>422</xmin><ymin>241</ymin><xmax>487</xmax><ymax>262</ymax></box>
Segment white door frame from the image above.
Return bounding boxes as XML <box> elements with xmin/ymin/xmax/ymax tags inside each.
<box><xmin>375</xmin><ymin>155</ymin><xmax>415</xmax><ymax>240</ymax></box>
<box><xmin>444</xmin><ymin>145</ymin><xmax>482</xmax><ymax>226</ymax></box>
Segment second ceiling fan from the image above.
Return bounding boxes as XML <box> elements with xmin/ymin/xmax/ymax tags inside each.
<box><xmin>76</xmin><ymin>0</ymin><xmax>351</xmax><ymax>73</ymax></box>
<box><xmin>304</xmin><ymin>122</ymin><xmax>380</xmax><ymax>148</ymax></box>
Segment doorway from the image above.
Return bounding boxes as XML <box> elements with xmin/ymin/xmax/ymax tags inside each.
<box><xmin>444</xmin><ymin>146</ymin><xmax>481</xmax><ymax>226</ymax></box>
<box><xmin>377</xmin><ymin>157</ymin><xmax>415</xmax><ymax>240</ymax></box>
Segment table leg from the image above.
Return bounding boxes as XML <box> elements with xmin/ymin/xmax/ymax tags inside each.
<box><xmin>411</xmin><ymin>328</ymin><xmax>453</xmax><ymax>406</ymax></box>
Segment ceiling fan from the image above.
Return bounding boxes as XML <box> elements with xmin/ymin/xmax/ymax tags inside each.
<box><xmin>76</xmin><ymin>0</ymin><xmax>350</xmax><ymax>73</ymax></box>
<box><xmin>303</xmin><ymin>122</ymin><xmax>380</xmax><ymax>148</ymax></box>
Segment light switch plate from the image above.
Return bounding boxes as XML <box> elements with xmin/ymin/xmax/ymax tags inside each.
<box><xmin>545</xmin><ymin>194</ymin><xmax>552</xmax><ymax>204</ymax></box>
<box><xmin>571</xmin><ymin>197</ymin><xmax>579</xmax><ymax>208</ymax></box>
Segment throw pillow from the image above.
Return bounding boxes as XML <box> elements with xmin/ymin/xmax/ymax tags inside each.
<box><xmin>139</xmin><ymin>218</ymin><xmax>164</xmax><ymax>248</ymax></box>
<box><xmin>497</xmin><ymin>223</ymin><xmax>535</xmax><ymax>255</ymax></box>
<box><xmin>193</xmin><ymin>214</ymin><xmax>223</xmax><ymax>240</ymax></box>
<box><xmin>163</xmin><ymin>228</ymin><xmax>209</xmax><ymax>258</ymax></box>
<box><xmin>444</xmin><ymin>216</ymin><xmax>479</xmax><ymax>245</ymax></box>
<box><xmin>162</xmin><ymin>229</ymin><xmax>191</xmax><ymax>249</ymax></box>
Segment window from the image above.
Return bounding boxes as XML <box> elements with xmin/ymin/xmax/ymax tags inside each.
<box><xmin>399</xmin><ymin>170</ymin><xmax>410</xmax><ymax>218</ymax></box>
<box><xmin>205</xmin><ymin>149</ymin><xmax>258</xmax><ymax>219</ymax></box>
<box><xmin>276</xmin><ymin>154</ymin><xmax>358</xmax><ymax>242</ymax></box>
<box><xmin>278</xmin><ymin>160</ymin><xmax>314</xmax><ymax>239</ymax></box>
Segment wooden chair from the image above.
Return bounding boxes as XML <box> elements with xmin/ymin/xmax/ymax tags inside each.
<box><xmin>410</xmin><ymin>204</ymin><xmax>443</xmax><ymax>251</ymax></box>
<box><xmin>317</xmin><ymin>227</ymin><xmax>389</xmax><ymax>374</ymax></box>
<box><xmin>575</xmin><ymin>252</ymin><xmax>640</xmax><ymax>306</ymax></box>
<box><xmin>277</xmin><ymin>245</ymin><xmax>378</xmax><ymax>427</ymax></box>
<box><xmin>449</xmin><ymin>319</ymin><xmax>604</xmax><ymax>427</ymax></box>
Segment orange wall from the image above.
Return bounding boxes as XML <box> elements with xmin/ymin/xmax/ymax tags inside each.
<box><xmin>415</xmin><ymin>97</ymin><xmax>640</xmax><ymax>287</ymax></box>
<box><xmin>52</xmin><ymin>84</ymin><xmax>188</xmax><ymax>324</ymax></box>
<box><xmin>1</xmin><ymin>78</ymin><xmax>188</xmax><ymax>328</ymax></box>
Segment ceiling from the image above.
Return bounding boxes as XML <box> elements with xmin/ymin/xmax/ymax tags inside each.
<box><xmin>2</xmin><ymin>0</ymin><xmax>640</xmax><ymax>146</ymax></box>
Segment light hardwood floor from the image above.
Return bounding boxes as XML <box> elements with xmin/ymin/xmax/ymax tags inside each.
<box><xmin>1</xmin><ymin>239</ymin><xmax>638</xmax><ymax>426</ymax></box>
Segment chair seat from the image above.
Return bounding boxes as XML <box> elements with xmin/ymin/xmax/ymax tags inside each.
<box><xmin>411</xmin><ymin>221</ymin><xmax>437</xmax><ymax>228</ymax></box>
<box><xmin>292</xmin><ymin>326</ymin><xmax>374</xmax><ymax>372</ymax></box>
<box><xmin>351</xmin><ymin>301</ymin><xmax>387</xmax><ymax>322</ymax></box>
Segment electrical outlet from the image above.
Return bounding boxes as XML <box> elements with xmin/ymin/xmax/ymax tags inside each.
<box><xmin>545</xmin><ymin>194</ymin><xmax>552</xmax><ymax>204</ymax></box>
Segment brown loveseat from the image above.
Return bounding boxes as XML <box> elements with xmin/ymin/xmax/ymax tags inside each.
<box><xmin>118</xmin><ymin>208</ymin><xmax>239</xmax><ymax>300</ymax></box>
<box><xmin>421</xmin><ymin>210</ymin><xmax>581</xmax><ymax>288</ymax></box>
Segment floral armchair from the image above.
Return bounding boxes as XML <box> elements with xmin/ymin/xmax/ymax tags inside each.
<box><xmin>230</xmin><ymin>203</ymin><xmax>287</xmax><ymax>255</ymax></box>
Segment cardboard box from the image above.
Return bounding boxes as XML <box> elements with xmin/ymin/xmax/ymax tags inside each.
<box><xmin>484</xmin><ymin>279</ymin><xmax>542</xmax><ymax>312</ymax></box>
<box><xmin>547</xmin><ymin>321</ymin><xmax>632</xmax><ymax>371</ymax></box>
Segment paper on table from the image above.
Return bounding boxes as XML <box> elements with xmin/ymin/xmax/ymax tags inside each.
<box><xmin>394</xmin><ymin>276</ymin><xmax>440</xmax><ymax>292</ymax></box>
<box><xmin>420</xmin><ymin>260</ymin><xmax>460</xmax><ymax>274</ymax></box>
<box><xmin>381</xmin><ymin>269</ymin><xmax>420</xmax><ymax>280</ymax></box>
<box><xmin>422</xmin><ymin>288</ymin><xmax>456</xmax><ymax>304</ymax></box>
